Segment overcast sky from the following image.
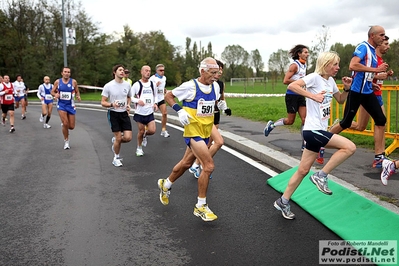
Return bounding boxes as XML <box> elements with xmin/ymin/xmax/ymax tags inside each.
<box><xmin>83</xmin><ymin>0</ymin><xmax>399</xmax><ymax>70</ymax></box>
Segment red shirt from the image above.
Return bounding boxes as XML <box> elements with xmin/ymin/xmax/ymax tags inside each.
<box><xmin>373</xmin><ymin>55</ymin><xmax>384</xmax><ymax>96</ymax></box>
<box><xmin>1</xmin><ymin>82</ymin><xmax>14</xmax><ymax>105</ymax></box>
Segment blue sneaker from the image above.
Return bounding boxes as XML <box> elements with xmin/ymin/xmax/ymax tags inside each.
<box><xmin>264</xmin><ymin>120</ymin><xmax>274</xmax><ymax>137</ymax></box>
<box><xmin>189</xmin><ymin>166</ymin><xmax>201</xmax><ymax>178</ymax></box>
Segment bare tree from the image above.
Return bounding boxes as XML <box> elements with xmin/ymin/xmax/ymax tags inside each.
<box><xmin>308</xmin><ymin>25</ymin><xmax>331</xmax><ymax>72</ymax></box>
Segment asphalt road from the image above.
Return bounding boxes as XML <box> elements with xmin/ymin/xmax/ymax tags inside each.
<box><xmin>0</xmin><ymin>106</ymin><xmax>347</xmax><ymax>265</ymax></box>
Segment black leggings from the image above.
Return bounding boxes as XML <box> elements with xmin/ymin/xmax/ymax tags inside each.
<box><xmin>340</xmin><ymin>91</ymin><xmax>386</xmax><ymax>129</ymax></box>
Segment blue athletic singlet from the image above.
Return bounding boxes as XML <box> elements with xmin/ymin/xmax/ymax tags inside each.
<box><xmin>182</xmin><ymin>79</ymin><xmax>216</xmax><ymax>138</ymax></box>
<box><xmin>57</xmin><ymin>78</ymin><xmax>76</xmax><ymax>114</ymax></box>
<box><xmin>350</xmin><ymin>41</ymin><xmax>377</xmax><ymax>94</ymax></box>
<box><xmin>41</xmin><ymin>83</ymin><xmax>54</xmax><ymax>104</ymax></box>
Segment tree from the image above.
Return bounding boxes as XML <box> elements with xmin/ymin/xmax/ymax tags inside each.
<box><xmin>251</xmin><ymin>49</ymin><xmax>264</xmax><ymax>77</ymax></box>
<box><xmin>329</xmin><ymin>43</ymin><xmax>355</xmax><ymax>78</ymax></box>
<box><xmin>221</xmin><ymin>45</ymin><xmax>249</xmax><ymax>80</ymax></box>
<box><xmin>308</xmin><ymin>25</ymin><xmax>331</xmax><ymax>72</ymax></box>
<box><xmin>268</xmin><ymin>49</ymin><xmax>289</xmax><ymax>79</ymax></box>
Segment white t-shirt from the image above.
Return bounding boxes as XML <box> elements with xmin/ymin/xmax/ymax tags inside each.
<box><xmin>131</xmin><ymin>80</ymin><xmax>158</xmax><ymax>116</ymax></box>
<box><xmin>172</xmin><ymin>79</ymin><xmax>220</xmax><ymax>103</ymax></box>
<box><xmin>302</xmin><ymin>73</ymin><xmax>339</xmax><ymax>131</ymax></box>
<box><xmin>101</xmin><ymin>80</ymin><xmax>132</xmax><ymax>112</ymax></box>
<box><xmin>149</xmin><ymin>74</ymin><xmax>167</xmax><ymax>102</ymax></box>
<box><xmin>13</xmin><ymin>81</ymin><xmax>26</xmax><ymax>97</ymax></box>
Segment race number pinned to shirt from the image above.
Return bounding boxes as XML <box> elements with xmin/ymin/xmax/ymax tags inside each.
<box><xmin>45</xmin><ymin>94</ymin><xmax>53</xmax><ymax>100</ymax></box>
<box><xmin>365</xmin><ymin>72</ymin><xmax>375</xmax><ymax>82</ymax></box>
<box><xmin>196</xmin><ymin>98</ymin><xmax>214</xmax><ymax>117</ymax></box>
<box><xmin>5</xmin><ymin>95</ymin><xmax>13</xmax><ymax>101</ymax></box>
<box><xmin>60</xmin><ymin>91</ymin><xmax>71</xmax><ymax>100</ymax></box>
<box><xmin>142</xmin><ymin>93</ymin><xmax>153</xmax><ymax>106</ymax></box>
<box><xmin>319</xmin><ymin>101</ymin><xmax>331</xmax><ymax>121</ymax></box>
<box><xmin>114</xmin><ymin>100</ymin><xmax>127</xmax><ymax>109</ymax></box>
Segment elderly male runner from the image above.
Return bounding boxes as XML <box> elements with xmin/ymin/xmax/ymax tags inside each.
<box><xmin>157</xmin><ymin>57</ymin><xmax>220</xmax><ymax>222</ymax></box>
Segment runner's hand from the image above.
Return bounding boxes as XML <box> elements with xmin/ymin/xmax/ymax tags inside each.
<box><xmin>217</xmin><ymin>100</ymin><xmax>227</xmax><ymax>111</ymax></box>
<box><xmin>177</xmin><ymin>109</ymin><xmax>192</xmax><ymax>126</ymax></box>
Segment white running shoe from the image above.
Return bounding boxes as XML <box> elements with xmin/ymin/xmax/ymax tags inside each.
<box><xmin>381</xmin><ymin>159</ymin><xmax>396</xmax><ymax>186</ymax></box>
<box><xmin>112</xmin><ymin>158</ymin><xmax>123</xmax><ymax>167</ymax></box>
<box><xmin>64</xmin><ymin>140</ymin><xmax>70</xmax><ymax>150</ymax></box>
<box><xmin>39</xmin><ymin>115</ymin><xmax>44</xmax><ymax>122</ymax></box>
<box><xmin>160</xmin><ymin>130</ymin><xmax>170</xmax><ymax>138</ymax></box>
<box><xmin>136</xmin><ymin>148</ymin><xmax>144</xmax><ymax>157</ymax></box>
<box><xmin>43</xmin><ymin>124</ymin><xmax>51</xmax><ymax>129</ymax></box>
<box><xmin>111</xmin><ymin>136</ymin><xmax>116</xmax><ymax>153</ymax></box>
<box><xmin>142</xmin><ymin>136</ymin><xmax>148</xmax><ymax>147</ymax></box>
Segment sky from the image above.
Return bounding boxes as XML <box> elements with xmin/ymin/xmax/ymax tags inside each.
<box><xmin>82</xmin><ymin>0</ymin><xmax>399</xmax><ymax>71</ymax></box>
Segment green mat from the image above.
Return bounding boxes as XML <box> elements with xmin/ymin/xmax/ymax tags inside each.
<box><xmin>267</xmin><ymin>166</ymin><xmax>399</xmax><ymax>242</ymax></box>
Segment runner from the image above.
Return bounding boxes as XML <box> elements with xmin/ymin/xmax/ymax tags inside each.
<box><xmin>273</xmin><ymin>51</ymin><xmax>355</xmax><ymax>219</ymax></box>
<box><xmin>37</xmin><ymin>76</ymin><xmax>54</xmax><ymax>128</ymax></box>
<box><xmin>157</xmin><ymin>57</ymin><xmax>220</xmax><ymax>222</ymax></box>
<box><xmin>0</xmin><ymin>75</ymin><xmax>16</xmax><ymax>132</ymax></box>
<box><xmin>13</xmin><ymin>75</ymin><xmax>27</xmax><ymax>119</ymax></box>
<box><xmin>131</xmin><ymin>65</ymin><xmax>158</xmax><ymax>156</ymax></box>
<box><xmin>329</xmin><ymin>25</ymin><xmax>389</xmax><ymax>168</ymax></box>
<box><xmin>189</xmin><ymin>59</ymin><xmax>231</xmax><ymax>178</ymax></box>
<box><xmin>101</xmin><ymin>64</ymin><xmax>133</xmax><ymax>167</ymax></box>
<box><xmin>51</xmin><ymin>67</ymin><xmax>81</xmax><ymax>149</ymax></box>
<box><xmin>264</xmin><ymin>44</ymin><xmax>309</xmax><ymax>151</ymax></box>
<box><xmin>150</xmin><ymin>64</ymin><xmax>170</xmax><ymax>138</ymax></box>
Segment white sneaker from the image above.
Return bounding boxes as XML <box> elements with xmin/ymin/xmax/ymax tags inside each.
<box><xmin>63</xmin><ymin>140</ymin><xmax>70</xmax><ymax>150</ymax></box>
<box><xmin>39</xmin><ymin>115</ymin><xmax>44</xmax><ymax>122</ymax></box>
<box><xmin>43</xmin><ymin>124</ymin><xmax>51</xmax><ymax>129</ymax></box>
<box><xmin>142</xmin><ymin>136</ymin><xmax>148</xmax><ymax>147</ymax></box>
<box><xmin>112</xmin><ymin>158</ymin><xmax>123</xmax><ymax>167</ymax></box>
<box><xmin>111</xmin><ymin>136</ymin><xmax>116</xmax><ymax>153</ymax></box>
<box><xmin>161</xmin><ymin>130</ymin><xmax>170</xmax><ymax>138</ymax></box>
<box><xmin>136</xmin><ymin>148</ymin><xmax>144</xmax><ymax>157</ymax></box>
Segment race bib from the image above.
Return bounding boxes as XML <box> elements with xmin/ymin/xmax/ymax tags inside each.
<box><xmin>5</xmin><ymin>95</ymin><xmax>13</xmax><ymax>100</ymax></box>
<box><xmin>196</xmin><ymin>99</ymin><xmax>214</xmax><ymax>117</ymax></box>
<box><xmin>60</xmin><ymin>91</ymin><xmax>71</xmax><ymax>100</ymax></box>
<box><xmin>319</xmin><ymin>102</ymin><xmax>331</xmax><ymax>121</ymax></box>
<box><xmin>45</xmin><ymin>94</ymin><xmax>53</xmax><ymax>100</ymax></box>
<box><xmin>142</xmin><ymin>94</ymin><xmax>153</xmax><ymax>106</ymax></box>
<box><xmin>365</xmin><ymin>72</ymin><xmax>374</xmax><ymax>82</ymax></box>
<box><xmin>376</xmin><ymin>80</ymin><xmax>383</xmax><ymax>85</ymax></box>
<box><xmin>114</xmin><ymin>100</ymin><xmax>127</xmax><ymax>109</ymax></box>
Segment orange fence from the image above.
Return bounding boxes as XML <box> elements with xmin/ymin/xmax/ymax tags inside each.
<box><xmin>333</xmin><ymin>85</ymin><xmax>399</xmax><ymax>156</ymax></box>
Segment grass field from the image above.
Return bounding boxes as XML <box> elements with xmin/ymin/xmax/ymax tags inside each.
<box><xmin>29</xmin><ymin>81</ymin><xmax>399</xmax><ymax>155</ymax></box>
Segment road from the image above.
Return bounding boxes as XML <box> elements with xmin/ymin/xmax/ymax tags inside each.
<box><xmin>0</xmin><ymin>106</ymin><xmax>345</xmax><ymax>265</ymax></box>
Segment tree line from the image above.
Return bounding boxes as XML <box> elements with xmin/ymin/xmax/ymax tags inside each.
<box><xmin>1</xmin><ymin>1</ymin><xmax>398</xmax><ymax>90</ymax></box>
